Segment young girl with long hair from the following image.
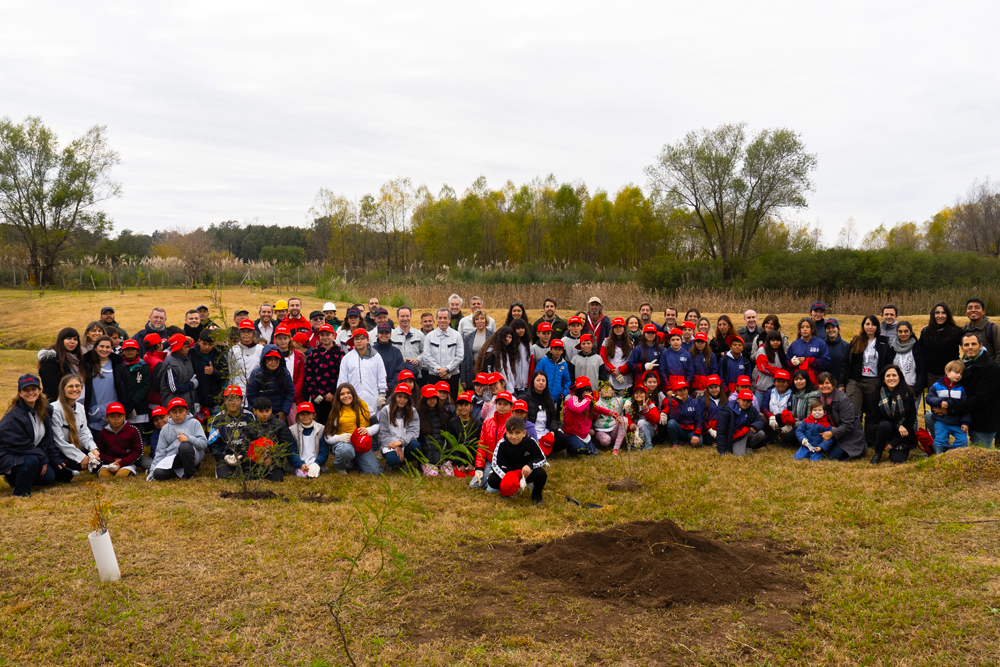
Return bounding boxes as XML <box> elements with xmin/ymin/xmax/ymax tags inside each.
<box><xmin>323</xmin><ymin>383</ymin><xmax>381</xmax><ymax>474</ymax></box>
<box><xmin>601</xmin><ymin>318</ymin><xmax>634</xmax><ymax>393</ymax></box>
<box><xmin>377</xmin><ymin>384</ymin><xmax>421</xmax><ymax>470</ymax></box>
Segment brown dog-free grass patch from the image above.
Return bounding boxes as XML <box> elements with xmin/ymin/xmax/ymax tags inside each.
<box><xmin>608</xmin><ymin>478</ymin><xmax>642</xmax><ymax>492</ymax></box>
<box><xmin>521</xmin><ymin>520</ymin><xmax>803</xmax><ymax>607</ymax></box>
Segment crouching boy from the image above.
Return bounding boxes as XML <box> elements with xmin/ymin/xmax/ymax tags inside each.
<box><xmin>486</xmin><ymin>416</ymin><xmax>547</xmax><ymax>505</ymax></box>
<box><xmin>147</xmin><ymin>398</ymin><xmax>208</xmax><ymax>480</ymax></box>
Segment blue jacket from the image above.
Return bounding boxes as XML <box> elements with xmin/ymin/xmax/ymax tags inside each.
<box><xmin>0</xmin><ymin>399</ymin><xmax>63</xmax><ymax>471</ymax></box>
<box><xmin>825</xmin><ymin>335</ymin><xmax>850</xmax><ymax>386</ymax></box>
<box><xmin>207</xmin><ymin>408</ymin><xmax>255</xmax><ymax>460</ymax></box>
<box><xmin>718</xmin><ymin>352</ymin><xmax>749</xmax><ymax>391</ymax></box>
<box><xmin>374</xmin><ymin>339</ymin><xmax>406</xmax><ymax>395</ymax></box>
<box><xmin>716</xmin><ymin>400</ymin><xmax>765</xmax><ymax>455</ymax></box>
<box><xmin>926</xmin><ymin>379</ymin><xmax>972</xmax><ymax>426</ymax></box>
<box><xmin>787</xmin><ymin>337</ymin><xmax>831</xmax><ymax>375</ymax></box>
<box><xmin>246</xmin><ymin>345</ymin><xmax>296</xmax><ymax>415</ymax></box>
<box><xmin>662</xmin><ymin>347</ymin><xmax>694</xmax><ymax>386</ymax></box>
<box><xmin>627</xmin><ymin>343</ymin><xmax>666</xmax><ymax>387</ymax></box>
<box><xmin>795</xmin><ymin>417</ymin><xmax>832</xmax><ymax>451</ymax></box>
<box><xmin>535</xmin><ymin>355</ymin><xmax>571</xmax><ymax>402</ymax></box>
<box><xmin>669</xmin><ymin>395</ymin><xmax>703</xmax><ymax>433</ymax></box>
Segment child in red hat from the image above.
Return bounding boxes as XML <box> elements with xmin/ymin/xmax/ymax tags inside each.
<box><xmin>485</xmin><ymin>416</ymin><xmax>547</xmax><ymax>504</ymax></box>
<box><xmin>446</xmin><ymin>391</ymin><xmax>482</xmax><ymax>477</ymax></box>
<box><xmin>147</xmin><ymin>398</ymin><xmax>209</xmax><ymax>481</ymax></box>
<box><xmin>94</xmin><ymin>402</ymin><xmax>143</xmax><ymax>477</ymax></box>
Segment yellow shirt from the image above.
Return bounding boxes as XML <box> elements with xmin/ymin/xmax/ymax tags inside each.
<box><xmin>335</xmin><ymin>403</ymin><xmax>370</xmax><ymax>436</ymax></box>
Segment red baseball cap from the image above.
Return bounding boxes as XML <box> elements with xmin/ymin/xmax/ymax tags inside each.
<box><xmin>706</xmin><ymin>374</ymin><xmax>722</xmax><ymax>386</ymax></box>
<box><xmin>350</xmin><ymin>429</ymin><xmax>373</xmax><ymax>453</ymax></box>
<box><xmin>167</xmin><ymin>333</ymin><xmax>188</xmax><ymax>352</ymax></box>
<box><xmin>576</xmin><ymin>334</ymin><xmax>594</xmax><ymax>348</ymax></box>
<box><xmin>457</xmin><ymin>391</ymin><xmax>474</xmax><ymax>403</ymax></box>
<box><xmin>737</xmin><ymin>389</ymin><xmax>754</xmax><ymax>400</ymax></box>
<box><xmin>694</xmin><ymin>332</ymin><xmax>708</xmax><ymax>342</ymax></box>
<box><xmin>151</xmin><ymin>406</ymin><xmax>168</xmax><ymax>417</ymax></box>
<box><xmin>539</xmin><ymin>432</ymin><xmax>555</xmax><ymax>456</ymax></box>
<box><xmin>512</xmin><ymin>400</ymin><xmax>528</xmax><ymax>412</ymax></box>
<box><xmin>122</xmin><ymin>339</ymin><xmax>139</xmax><ymax>350</ymax></box>
<box><xmin>394</xmin><ymin>384</ymin><xmax>412</xmax><ymax>395</ymax></box>
<box><xmin>263</xmin><ymin>348</ymin><xmax>282</xmax><ymax>359</ymax></box>
<box><xmin>672</xmin><ymin>379</ymin><xmax>688</xmax><ymax>390</ymax></box>
<box><xmin>499</xmin><ymin>470</ymin><xmax>522</xmax><ymax>497</ymax></box>
<box><xmin>573</xmin><ymin>377</ymin><xmax>592</xmax><ymax>390</ymax></box>
<box><xmin>167</xmin><ymin>398</ymin><xmax>187</xmax><ymax>410</ymax></box>
<box><xmin>737</xmin><ymin>375</ymin><xmax>752</xmax><ymax>386</ymax></box>
<box><xmin>143</xmin><ymin>333</ymin><xmax>162</xmax><ymax>346</ymax></box>
<box><xmin>292</xmin><ymin>332</ymin><xmax>312</xmax><ymax>345</ymax></box>
<box><xmin>550</xmin><ymin>338</ymin><xmax>565</xmax><ymax>348</ymax></box>
<box><xmin>668</xmin><ymin>328</ymin><xmax>683</xmax><ymax>338</ymax></box>
<box><xmin>774</xmin><ymin>369</ymin><xmax>791</xmax><ymax>381</ymax></box>
<box><xmin>612</xmin><ymin>317</ymin><xmax>626</xmax><ymax>327</ymax></box>
<box><xmin>420</xmin><ymin>385</ymin><xmax>438</xmax><ymax>398</ymax></box>
<box><xmin>680</xmin><ymin>321</ymin><xmax>695</xmax><ymax>329</ymax></box>
<box><xmin>495</xmin><ymin>391</ymin><xmax>514</xmax><ymax>403</ymax></box>
<box><xmin>296</xmin><ymin>402</ymin><xmax>314</xmax><ymax>413</ymax></box>
<box><xmin>568</xmin><ymin>316</ymin><xmax>583</xmax><ymax>325</ymax></box>
<box><xmin>274</xmin><ymin>325</ymin><xmax>291</xmax><ymax>337</ymax></box>
<box><xmin>223</xmin><ymin>385</ymin><xmax>243</xmax><ymax>397</ymax></box>
<box><xmin>726</xmin><ymin>334</ymin><xmax>745</xmax><ymax>347</ymax></box>
<box><xmin>474</xmin><ymin>373</ymin><xmax>490</xmax><ymax>384</ymax></box>
<box><xmin>435</xmin><ymin>381</ymin><xmax>451</xmax><ymax>392</ymax></box>
<box><xmin>487</xmin><ymin>372</ymin><xmax>503</xmax><ymax>384</ymax></box>
<box><xmin>642</xmin><ymin>324</ymin><xmax>657</xmax><ymax>333</ymax></box>
<box><xmin>105</xmin><ymin>402</ymin><xmax>125</xmax><ymax>415</ymax></box>
<box><xmin>238</xmin><ymin>319</ymin><xmax>255</xmax><ymax>330</ymax></box>
<box><xmin>318</xmin><ymin>323</ymin><xmax>335</xmax><ymax>333</ymax></box>
<box><xmin>349</xmin><ymin>328</ymin><xmax>369</xmax><ymax>341</ymax></box>
<box><xmin>397</xmin><ymin>369</ymin><xmax>415</xmax><ymax>381</ymax></box>
<box><xmin>537</xmin><ymin>322</ymin><xmax>552</xmax><ymax>332</ymax></box>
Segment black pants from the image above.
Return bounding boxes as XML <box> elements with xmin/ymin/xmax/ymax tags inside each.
<box><xmin>547</xmin><ymin>431</ymin><xmax>572</xmax><ymax>457</ymax></box>
<box><xmin>487</xmin><ymin>467</ymin><xmax>547</xmax><ymax>501</ymax></box>
<box><xmin>215</xmin><ymin>462</ymin><xmax>284</xmax><ymax>481</ymax></box>
<box><xmin>152</xmin><ymin>441</ymin><xmax>199</xmax><ymax>480</ymax></box>
<box><xmin>3</xmin><ymin>455</ymin><xmax>72</xmax><ymax>497</ymax></box>
<box><xmin>872</xmin><ymin>421</ymin><xmax>910</xmax><ymax>463</ymax></box>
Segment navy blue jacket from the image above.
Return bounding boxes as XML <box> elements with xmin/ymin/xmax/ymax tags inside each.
<box><xmin>246</xmin><ymin>350</ymin><xmax>296</xmax><ymax>416</ymax></box>
<box><xmin>716</xmin><ymin>400</ymin><xmax>765</xmax><ymax>455</ymax></box>
<box><xmin>374</xmin><ymin>339</ymin><xmax>406</xmax><ymax>395</ymax></box>
<box><xmin>0</xmin><ymin>399</ymin><xmax>63</xmax><ymax>471</ymax></box>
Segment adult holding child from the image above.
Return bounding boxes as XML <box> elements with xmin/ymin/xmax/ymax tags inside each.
<box><xmin>840</xmin><ymin>315</ymin><xmax>889</xmax><ymax>415</ymax></box>
<box><xmin>929</xmin><ymin>333</ymin><xmax>1000</xmax><ymax>448</ymax></box>
<box><xmin>38</xmin><ymin>327</ymin><xmax>83</xmax><ymax>403</ymax></box>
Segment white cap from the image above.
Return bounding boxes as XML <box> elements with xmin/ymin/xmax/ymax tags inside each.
<box><xmin>323</xmin><ymin>302</ymin><xmax>337</xmax><ymax>312</ymax></box>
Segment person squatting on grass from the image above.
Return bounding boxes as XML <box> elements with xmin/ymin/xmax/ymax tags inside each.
<box><xmin>147</xmin><ymin>398</ymin><xmax>208</xmax><ymax>481</ymax></box>
<box><xmin>486</xmin><ymin>416</ymin><xmax>547</xmax><ymax>505</ymax></box>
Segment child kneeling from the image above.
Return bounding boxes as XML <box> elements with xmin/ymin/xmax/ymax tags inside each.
<box><xmin>486</xmin><ymin>416</ymin><xmax>547</xmax><ymax>505</ymax></box>
<box><xmin>289</xmin><ymin>402</ymin><xmax>329</xmax><ymax>477</ymax></box>
<box><xmin>95</xmin><ymin>402</ymin><xmax>143</xmax><ymax>478</ymax></box>
<box><xmin>794</xmin><ymin>401</ymin><xmax>832</xmax><ymax>461</ymax></box>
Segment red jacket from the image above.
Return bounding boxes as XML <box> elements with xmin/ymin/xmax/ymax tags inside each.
<box><xmin>625</xmin><ymin>400</ymin><xmax>661</xmax><ymax>430</ymax></box>
<box><xmin>143</xmin><ymin>350</ymin><xmax>167</xmax><ymax>406</ymax></box>
<box><xmin>282</xmin><ymin>316</ymin><xmax>311</xmax><ymax>337</ymax></box>
<box><xmin>282</xmin><ymin>349</ymin><xmax>306</xmax><ymax>402</ymax></box>
<box><xmin>95</xmin><ymin>422</ymin><xmax>143</xmax><ymax>466</ymax></box>
<box><xmin>475</xmin><ymin>411</ymin><xmax>512</xmax><ymax>469</ymax></box>
<box><xmin>600</xmin><ymin>342</ymin><xmax>630</xmax><ymax>376</ymax></box>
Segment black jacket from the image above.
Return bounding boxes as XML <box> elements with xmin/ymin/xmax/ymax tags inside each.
<box><xmin>373</xmin><ymin>340</ymin><xmax>405</xmax><ymax>395</ymax></box>
<box><xmin>864</xmin><ymin>388</ymin><xmax>918</xmax><ymax>449</ymax></box>
<box><xmin>946</xmin><ymin>351</ymin><xmax>1000</xmax><ymax>433</ymax></box>
<box><xmin>37</xmin><ymin>348</ymin><xmax>81</xmax><ymax>404</ymax></box>
<box><xmin>82</xmin><ymin>351</ymin><xmax>133</xmax><ymax>417</ymax></box>
<box><xmin>918</xmin><ymin>326</ymin><xmax>963</xmax><ymax>378</ymax></box>
<box><xmin>525</xmin><ymin>390</ymin><xmax>560</xmax><ymax>433</ymax></box>
<box><xmin>191</xmin><ymin>346</ymin><xmax>227</xmax><ymax>409</ymax></box>
<box><xmin>446</xmin><ymin>415</ymin><xmax>482</xmax><ymax>458</ymax></box>
<box><xmin>825</xmin><ymin>336</ymin><xmax>850</xmax><ymax>386</ymax></box>
<box><xmin>492</xmin><ymin>435</ymin><xmax>546</xmax><ymax>475</ymax></box>
<box><xmin>135</xmin><ymin>322</ymin><xmax>168</xmax><ymax>357</ymax></box>
<box><xmin>841</xmin><ymin>336</ymin><xmax>890</xmax><ymax>385</ymax></box>
<box><xmin>0</xmin><ymin>399</ymin><xmax>62</xmax><ymax>471</ymax></box>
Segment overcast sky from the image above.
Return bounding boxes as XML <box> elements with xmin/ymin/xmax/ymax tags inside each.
<box><xmin>3</xmin><ymin>1</ymin><xmax>997</xmax><ymax>243</ymax></box>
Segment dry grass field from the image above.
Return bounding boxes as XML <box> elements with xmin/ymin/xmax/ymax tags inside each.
<box><xmin>1</xmin><ymin>287</ymin><xmax>998</xmax><ymax>667</ymax></box>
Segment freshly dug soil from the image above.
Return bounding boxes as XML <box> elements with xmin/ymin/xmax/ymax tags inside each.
<box><xmin>219</xmin><ymin>490</ymin><xmax>282</xmax><ymax>500</ymax></box>
<box><xmin>608</xmin><ymin>478</ymin><xmax>642</xmax><ymax>492</ymax></box>
<box><xmin>520</xmin><ymin>519</ymin><xmax>802</xmax><ymax>606</ymax></box>
<box><xmin>300</xmin><ymin>492</ymin><xmax>340</xmax><ymax>504</ymax></box>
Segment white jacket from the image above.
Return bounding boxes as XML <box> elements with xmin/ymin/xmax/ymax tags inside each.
<box><xmin>227</xmin><ymin>342</ymin><xmax>262</xmax><ymax>395</ymax></box>
<box><xmin>421</xmin><ymin>327</ymin><xmax>464</xmax><ymax>377</ymax></box>
<box><xmin>51</xmin><ymin>399</ymin><xmax>95</xmax><ymax>463</ymax></box>
<box><xmin>337</xmin><ymin>348</ymin><xmax>387</xmax><ymax>410</ymax></box>
<box><xmin>458</xmin><ymin>313</ymin><xmax>496</xmax><ymax>337</ymax></box>
<box><xmin>391</xmin><ymin>326</ymin><xmax>425</xmax><ymax>362</ymax></box>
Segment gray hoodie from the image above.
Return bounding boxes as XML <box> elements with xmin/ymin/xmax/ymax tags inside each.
<box><xmin>146</xmin><ymin>414</ymin><xmax>208</xmax><ymax>480</ymax></box>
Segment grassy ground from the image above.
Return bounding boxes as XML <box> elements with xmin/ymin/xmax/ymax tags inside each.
<box><xmin>1</xmin><ymin>288</ymin><xmax>997</xmax><ymax>666</ymax></box>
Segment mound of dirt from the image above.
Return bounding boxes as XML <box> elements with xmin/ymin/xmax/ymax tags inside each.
<box><xmin>520</xmin><ymin>520</ymin><xmax>803</xmax><ymax>607</ymax></box>
<box><xmin>930</xmin><ymin>447</ymin><xmax>1000</xmax><ymax>481</ymax></box>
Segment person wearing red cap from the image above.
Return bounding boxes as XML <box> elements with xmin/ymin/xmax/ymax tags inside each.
<box><xmin>227</xmin><ymin>319</ymin><xmax>263</xmax><ymax>399</ymax></box>
<box><xmin>485</xmin><ymin>416</ymin><xmax>547</xmax><ymax>504</ymax></box>
<box><xmin>626</xmin><ymin>325</ymin><xmax>665</xmax><ymax>389</ymax></box>
<box><xmin>571</xmin><ymin>334</ymin><xmax>607</xmax><ymax>390</ymax></box>
<box><xmin>561</xmin><ymin>316</ymin><xmax>584</xmax><ymax>364</ymax></box>
<box><xmin>760</xmin><ymin>369</ymin><xmax>796</xmax><ymax>444</ymax></box>
<box><xmin>715</xmin><ymin>389</ymin><xmax>766</xmax><ymax>456</ymax></box>
<box><xmin>416</xmin><ymin>385</ymin><xmax>453</xmax><ymax>475</ymax></box>
<box><xmin>719</xmin><ymin>335</ymin><xmax>750</xmax><ymax>395</ymax></box>
<box><xmin>622</xmin><ymin>384</ymin><xmax>660</xmax><ymax>450</ymax></box>
<box><xmin>147</xmin><ymin>398</ymin><xmax>209</xmax><ymax>480</ymax></box>
<box><xmin>679</xmin><ymin>321</ymin><xmax>696</xmax><ymax>351</ymax></box>
<box><xmin>534</xmin><ymin>339</ymin><xmax>571</xmax><ymax>405</ymax></box>
<box><xmin>246</xmin><ymin>345</ymin><xmax>296</xmax><ymax>423</ymax></box>
<box><xmin>471</xmin><ymin>391</ymin><xmax>514</xmax><ymax>488</ymax></box>
<box><xmin>754</xmin><ymin>331</ymin><xmax>789</xmax><ymax>405</ymax></box>
<box><xmin>601</xmin><ymin>318</ymin><xmax>633</xmax><ymax>393</ymax></box>
<box><xmin>149</xmin><ymin>406</ymin><xmax>169</xmax><ymax>459</ymax></box>
<box><xmin>337</xmin><ymin>328</ymin><xmax>387</xmax><ymax>411</ymax></box>
<box><xmin>142</xmin><ymin>332</ymin><xmax>168</xmax><ymax>409</ymax></box>
<box><xmin>662</xmin><ymin>328</ymin><xmax>695</xmax><ymax>391</ymax></box>
<box><xmin>664</xmin><ymin>380</ymin><xmax>702</xmax><ymax>448</ymax></box>
<box><xmin>446</xmin><ymin>391</ymin><xmax>482</xmax><ymax>476</ymax></box>
<box><xmin>303</xmin><ymin>323</ymin><xmax>345</xmax><ymax>422</ymax></box>
<box><xmin>563</xmin><ymin>377</ymin><xmax>616</xmax><ymax>455</ymax></box>
<box><xmin>160</xmin><ymin>332</ymin><xmax>200</xmax><ymax>412</ymax></box>
<box><xmin>207</xmin><ymin>386</ymin><xmax>254</xmax><ymax>472</ymax></box>
<box><xmin>691</xmin><ymin>332</ymin><xmax>718</xmax><ymax>395</ymax></box>
<box><xmin>120</xmin><ymin>338</ymin><xmax>151</xmax><ymax>435</ymax></box>
<box><xmin>700</xmin><ymin>375</ymin><xmax>725</xmax><ymax>449</ymax></box>
<box><xmin>531</xmin><ymin>321</ymin><xmax>553</xmax><ymax>362</ymax></box>
<box><xmin>323</xmin><ymin>384</ymin><xmax>382</xmax><ymax>475</ymax></box>
<box><xmin>94</xmin><ymin>403</ymin><xmax>143</xmax><ymax>477</ymax></box>
<box><xmin>273</xmin><ymin>325</ymin><xmax>306</xmax><ymax>412</ymax></box>
<box><xmin>288</xmin><ymin>402</ymin><xmax>328</xmax><ymax>477</ymax></box>
<box><xmin>377</xmin><ymin>384</ymin><xmax>422</xmax><ymax>471</ymax></box>
<box><xmin>434</xmin><ymin>380</ymin><xmax>456</xmax><ymax>416</ymax></box>
<box><xmin>468</xmin><ymin>372</ymin><xmax>490</xmax><ymax>421</ymax></box>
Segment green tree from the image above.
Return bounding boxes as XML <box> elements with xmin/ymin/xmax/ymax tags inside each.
<box><xmin>0</xmin><ymin>116</ymin><xmax>120</xmax><ymax>284</ymax></box>
<box><xmin>645</xmin><ymin>122</ymin><xmax>817</xmax><ymax>278</ymax></box>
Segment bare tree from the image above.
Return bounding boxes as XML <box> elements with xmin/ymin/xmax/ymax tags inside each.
<box><xmin>645</xmin><ymin>122</ymin><xmax>818</xmax><ymax>278</ymax></box>
<box><xmin>837</xmin><ymin>216</ymin><xmax>859</xmax><ymax>248</ymax></box>
<box><xmin>951</xmin><ymin>178</ymin><xmax>1000</xmax><ymax>255</ymax></box>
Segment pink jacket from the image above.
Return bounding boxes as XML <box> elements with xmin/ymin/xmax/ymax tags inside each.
<box><xmin>562</xmin><ymin>395</ymin><xmax>613</xmax><ymax>439</ymax></box>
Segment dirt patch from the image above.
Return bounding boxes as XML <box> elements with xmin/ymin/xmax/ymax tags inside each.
<box><xmin>521</xmin><ymin>520</ymin><xmax>801</xmax><ymax>607</ymax></box>
<box><xmin>219</xmin><ymin>490</ymin><xmax>284</xmax><ymax>501</ymax></box>
<box><xmin>300</xmin><ymin>492</ymin><xmax>340</xmax><ymax>504</ymax></box>
<box><xmin>395</xmin><ymin>520</ymin><xmax>811</xmax><ymax>650</ymax></box>
<box><xmin>929</xmin><ymin>447</ymin><xmax>1000</xmax><ymax>482</ymax></box>
<box><xmin>608</xmin><ymin>478</ymin><xmax>642</xmax><ymax>492</ymax></box>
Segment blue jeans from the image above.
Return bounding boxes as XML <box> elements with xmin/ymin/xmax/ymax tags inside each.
<box><xmin>794</xmin><ymin>445</ymin><xmax>824</xmax><ymax>461</ymax></box>
<box><xmin>827</xmin><ymin>444</ymin><xmax>849</xmax><ymax>461</ymax></box>
<box><xmin>970</xmin><ymin>430</ymin><xmax>996</xmax><ymax>449</ymax></box>
<box><xmin>665</xmin><ymin>420</ymin><xmax>696</xmax><ymax>446</ymax></box>
<box><xmin>332</xmin><ymin>442</ymin><xmax>383</xmax><ymax>474</ymax></box>
<box><xmin>471</xmin><ymin>460</ymin><xmax>494</xmax><ymax>489</ymax></box>
<box><xmin>384</xmin><ymin>440</ymin><xmax>421</xmax><ymax>468</ymax></box>
<box><xmin>933</xmin><ymin>422</ymin><xmax>968</xmax><ymax>450</ymax></box>
<box><xmin>566</xmin><ymin>434</ymin><xmax>599</xmax><ymax>455</ymax></box>
<box><xmin>3</xmin><ymin>455</ymin><xmax>56</xmax><ymax>497</ymax></box>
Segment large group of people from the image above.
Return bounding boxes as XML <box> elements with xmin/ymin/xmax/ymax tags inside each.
<box><xmin>3</xmin><ymin>294</ymin><xmax>998</xmax><ymax>504</ymax></box>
